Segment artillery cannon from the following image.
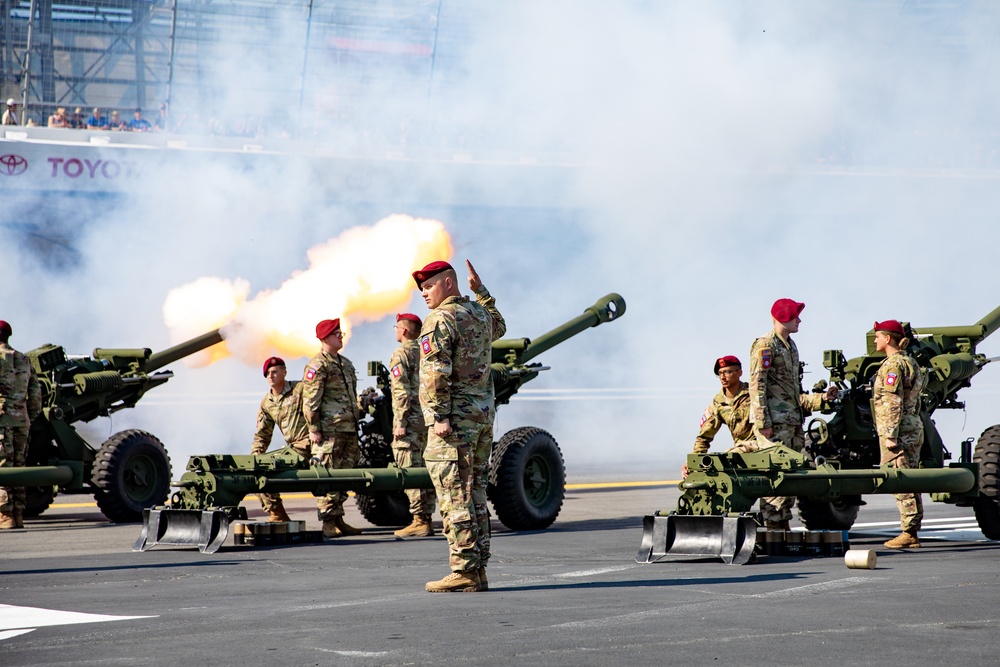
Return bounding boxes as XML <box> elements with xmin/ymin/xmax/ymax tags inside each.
<box><xmin>639</xmin><ymin>304</ymin><xmax>1000</xmax><ymax>564</ymax></box>
<box><xmin>136</xmin><ymin>294</ymin><xmax>627</xmax><ymax>552</ymax></box>
<box><xmin>5</xmin><ymin>330</ymin><xmax>224</xmax><ymax>522</ymax></box>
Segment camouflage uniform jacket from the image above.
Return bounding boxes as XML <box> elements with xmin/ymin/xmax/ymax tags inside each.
<box><xmin>693</xmin><ymin>382</ymin><xmax>753</xmax><ymax>454</ymax></box>
<box><xmin>419</xmin><ymin>286</ymin><xmax>507</xmax><ymax>426</ymax></box>
<box><xmin>0</xmin><ymin>342</ymin><xmax>42</xmax><ymax>427</ymax></box>
<box><xmin>873</xmin><ymin>352</ymin><xmax>925</xmax><ymax>440</ymax></box>
<box><xmin>389</xmin><ymin>339</ymin><xmax>425</xmax><ymax>434</ymax></box>
<box><xmin>302</xmin><ymin>350</ymin><xmax>360</xmax><ymax>434</ymax></box>
<box><xmin>252</xmin><ymin>380</ymin><xmax>311</xmax><ymax>454</ymax></box>
<box><xmin>749</xmin><ymin>330</ymin><xmax>820</xmax><ymax>430</ymax></box>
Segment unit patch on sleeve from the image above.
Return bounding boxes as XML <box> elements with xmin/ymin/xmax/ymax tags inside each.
<box><xmin>391</xmin><ymin>364</ymin><xmax>402</xmax><ymax>378</ymax></box>
<box><xmin>420</xmin><ymin>335</ymin><xmax>431</xmax><ymax>354</ymax></box>
<box><xmin>761</xmin><ymin>348</ymin><xmax>772</xmax><ymax>369</ymax></box>
<box><xmin>305</xmin><ymin>366</ymin><xmax>316</xmax><ymax>381</ymax></box>
<box><xmin>885</xmin><ymin>372</ymin><xmax>898</xmax><ymax>387</ymax></box>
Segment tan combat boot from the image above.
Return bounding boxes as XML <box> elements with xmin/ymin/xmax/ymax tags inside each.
<box><xmin>322</xmin><ymin>519</ymin><xmax>342</xmax><ymax>538</ymax></box>
<box><xmin>884</xmin><ymin>530</ymin><xmax>921</xmax><ymax>549</ymax></box>
<box><xmin>394</xmin><ymin>514</ymin><xmax>435</xmax><ymax>538</ymax></box>
<box><xmin>478</xmin><ymin>567</ymin><xmax>489</xmax><ymax>592</ymax></box>
<box><xmin>0</xmin><ymin>513</ymin><xmax>16</xmax><ymax>530</ymax></box>
<box><xmin>425</xmin><ymin>570</ymin><xmax>481</xmax><ymax>593</ymax></box>
<box><xmin>333</xmin><ymin>515</ymin><xmax>362</xmax><ymax>536</ymax></box>
<box><xmin>268</xmin><ymin>506</ymin><xmax>292</xmax><ymax>523</ymax></box>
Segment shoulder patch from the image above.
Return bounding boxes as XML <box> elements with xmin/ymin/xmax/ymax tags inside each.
<box><xmin>761</xmin><ymin>348</ymin><xmax>771</xmax><ymax>369</ymax></box>
<box><xmin>885</xmin><ymin>372</ymin><xmax>898</xmax><ymax>387</ymax></box>
<box><xmin>391</xmin><ymin>364</ymin><xmax>402</xmax><ymax>378</ymax></box>
<box><xmin>421</xmin><ymin>335</ymin><xmax>431</xmax><ymax>354</ymax></box>
<box><xmin>305</xmin><ymin>367</ymin><xmax>316</xmax><ymax>381</ymax></box>
<box><xmin>700</xmin><ymin>408</ymin><xmax>712</xmax><ymax>427</ymax></box>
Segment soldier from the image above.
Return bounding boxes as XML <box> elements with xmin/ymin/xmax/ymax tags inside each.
<box><xmin>749</xmin><ymin>298</ymin><xmax>837</xmax><ymax>530</ymax></box>
<box><xmin>389</xmin><ymin>312</ymin><xmax>436</xmax><ymax>538</ymax></box>
<box><xmin>872</xmin><ymin>319</ymin><xmax>927</xmax><ymax>549</ymax></box>
<box><xmin>302</xmin><ymin>318</ymin><xmax>364</xmax><ymax>538</ymax></box>
<box><xmin>681</xmin><ymin>356</ymin><xmax>753</xmax><ymax>479</ymax></box>
<box><xmin>251</xmin><ymin>356</ymin><xmax>311</xmax><ymax>523</ymax></box>
<box><xmin>0</xmin><ymin>320</ymin><xmax>42</xmax><ymax>529</ymax></box>
<box><xmin>415</xmin><ymin>260</ymin><xmax>506</xmax><ymax>593</ymax></box>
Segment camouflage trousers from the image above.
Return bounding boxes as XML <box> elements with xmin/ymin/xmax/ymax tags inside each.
<box><xmin>312</xmin><ymin>431</ymin><xmax>361</xmax><ymax>520</ymax></box>
<box><xmin>425</xmin><ymin>419</ymin><xmax>493</xmax><ymax>573</ymax></box>
<box><xmin>880</xmin><ymin>428</ymin><xmax>924</xmax><ymax>532</ymax></box>
<box><xmin>252</xmin><ymin>443</ymin><xmax>310</xmax><ymax>513</ymax></box>
<box><xmin>739</xmin><ymin>423</ymin><xmax>806</xmax><ymax>523</ymax></box>
<box><xmin>392</xmin><ymin>434</ymin><xmax>435</xmax><ymax>517</ymax></box>
<box><xmin>0</xmin><ymin>424</ymin><xmax>29</xmax><ymax>515</ymax></box>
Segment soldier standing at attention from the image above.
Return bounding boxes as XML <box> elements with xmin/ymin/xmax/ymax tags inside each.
<box><xmin>414</xmin><ymin>260</ymin><xmax>505</xmax><ymax>593</ymax></box>
<box><xmin>0</xmin><ymin>321</ymin><xmax>42</xmax><ymax>529</ymax></box>
<box><xmin>251</xmin><ymin>356</ymin><xmax>312</xmax><ymax>523</ymax></box>
<box><xmin>872</xmin><ymin>319</ymin><xmax>927</xmax><ymax>549</ymax></box>
<box><xmin>303</xmin><ymin>318</ymin><xmax>364</xmax><ymax>538</ymax></box>
<box><xmin>389</xmin><ymin>312</ymin><xmax>437</xmax><ymax>538</ymax></box>
<box><xmin>681</xmin><ymin>356</ymin><xmax>753</xmax><ymax>479</ymax></box>
<box><xmin>749</xmin><ymin>299</ymin><xmax>837</xmax><ymax>530</ymax></box>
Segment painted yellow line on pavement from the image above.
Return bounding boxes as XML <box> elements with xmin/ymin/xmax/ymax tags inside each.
<box><xmin>50</xmin><ymin>480</ymin><xmax>678</xmax><ymax>508</ymax></box>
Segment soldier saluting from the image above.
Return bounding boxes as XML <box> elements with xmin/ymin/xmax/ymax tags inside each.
<box><xmin>302</xmin><ymin>318</ymin><xmax>364</xmax><ymax>538</ymax></box>
<box><xmin>414</xmin><ymin>260</ymin><xmax>505</xmax><ymax>593</ymax></box>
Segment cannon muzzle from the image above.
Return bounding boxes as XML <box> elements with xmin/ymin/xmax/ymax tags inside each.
<box><xmin>146</xmin><ymin>329</ymin><xmax>224</xmax><ymax>372</ymax></box>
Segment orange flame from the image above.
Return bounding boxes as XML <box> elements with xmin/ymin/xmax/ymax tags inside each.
<box><xmin>163</xmin><ymin>214</ymin><xmax>453</xmax><ymax>366</ymax></box>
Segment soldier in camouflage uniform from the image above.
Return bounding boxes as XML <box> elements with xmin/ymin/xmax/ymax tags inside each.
<box><xmin>251</xmin><ymin>356</ymin><xmax>312</xmax><ymax>523</ymax></box>
<box><xmin>682</xmin><ymin>356</ymin><xmax>754</xmax><ymax>479</ymax></box>
<box><xmin>414</xmin><ymin>260</ymin><xmax>506</xmax><ymax>593</ymax></box>
<box><xmin>0</xmin><ymin>321</ymin><xmax>42</xmax><ymax>529</ymax></box>
<box><xmin>749</xmin><ymin>299</ymin><xmax>837</xmax><ymax>530</ymax></box>
<box><xmin>872</xmin><ymin>319</ymin><xmax>927</xmax><ymax>549</ymax></box>
<box><xmin>389</xmin><ymin>312</ymin><xmax>436</xmax><ymax>538</ymax></box>
<box><xmin>303</xmin><ymin>318</ymin><xmax>364</xmax><ymax>538</ymax></box>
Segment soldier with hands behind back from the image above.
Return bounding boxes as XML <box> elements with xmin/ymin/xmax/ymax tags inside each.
<box><xmin>303</xmin><ymin>318</ymin><xmax>364</xmax><ymax>538</ymax></box>
<box><xmin>0</xmin><ymin>321</ymin><xmax>41</xmax><ymax>529</ymax></box>
<box><xmin>872</xmin><ymin>319</ymin><xmax>927</xmax><ymax>549</ymax></box>
<box><xmin>415</xmin><ymin>259</ymin><xmax>506</xmax><ymax>593</ymax></box>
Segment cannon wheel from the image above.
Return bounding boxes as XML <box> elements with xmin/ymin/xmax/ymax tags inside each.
<box><xmin>973</xmin><ymin>424</ymin><xmax>1000</xmax><ymax>540</ymax></box>
<box><xmin>488</xmin><ymin>426</ymin><xmax>565</xmax><ymax>531</ymax></box>
<box><xmin>91</xmin><ymin>430</ymin><xmax>172</xmax><ymax>523</ymax></box>
<box><xmin>354</xmin><ymin>452</ymin><xmax>411</xmax><ymax>527</ymax></box>
<box><xmin>796</xmin><ymin>498</ymin><xmax>860</xmax><ymax>531</ymax></box>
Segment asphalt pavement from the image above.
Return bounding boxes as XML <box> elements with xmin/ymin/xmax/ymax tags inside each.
<box><xmin>2</xmin><ymin>484</ymin><xmax>999</xmax><ymax>666</ymax></box>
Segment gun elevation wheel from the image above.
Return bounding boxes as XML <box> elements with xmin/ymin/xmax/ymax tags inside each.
<box><xmin>796</xmin><ymin>497</ymin><xmax>860</xmax><ymax>531</ymax></box>
<box><xmin>973</xmin><ymin>424</ymin><xmax>1000</xmax><ymax>540</ymax></box>
<box><xmin>91</xmin><ymin>429</ymin><xmax>172</xmax><ymax>523</ymax></box>
<box><xmin>488</xmin><ymin>426</ymin><xmax>565</xmax><ymax>531</ymax></box>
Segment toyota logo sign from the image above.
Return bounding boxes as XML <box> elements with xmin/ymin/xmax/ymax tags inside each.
<box><xmin>0</xmin><ymin>153</ymin><xmax>28</xmax><ymax>176</ymax></box>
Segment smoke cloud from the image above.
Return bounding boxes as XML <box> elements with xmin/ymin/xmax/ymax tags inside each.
<box><xmin>2</xmin><ymin>1</ymin><xmax>1000</xmax><ymax>486</ymax></box>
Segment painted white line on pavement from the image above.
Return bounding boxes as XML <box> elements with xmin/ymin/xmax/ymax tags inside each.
<box><xmin>554</xmin><ymin>565</ymin><xmax>636</xmax><ymax>578</ymax></box>
<box><xmin>0</xmin><ymin>604</ymin><xmax>156</xmax><ymax>641</ymax></box>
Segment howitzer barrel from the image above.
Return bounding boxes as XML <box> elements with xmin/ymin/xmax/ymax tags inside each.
<box><xmin>918</xmin><ymin>304</ymin><xmax>1000</xmax><ymax>345</ymax></box>
<box><xmin>0</xmin><ymin>465</ymin><xmax>75</xmax><ymax>486</ymax></box>
<box><xmin>146</xmin><ymin>329</ymin><xmax>224</xmax><ymax>372</ymax></box>
<box><xmin>495</xmin><ymin>293</ymin><xmax>626</xmax><ymax>365</ymax></box>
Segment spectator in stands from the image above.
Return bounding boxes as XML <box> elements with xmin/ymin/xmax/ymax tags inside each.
<box><xmin>109</xmin><ymin>110</ymin><xmax>126</xmax><ymax>131</ymax></box>
<box><xmin>128</xmin><ymin>108</ymin><xmax>152</xmax><ymax>132</ymax></box>
<box><xmin>69</xmin><ymin>107</ymin><xmax>85</xmax><ymax>128</ymax></box>
<box><xmin>2</xmin><ymin>99</ymin><xmax>18</xmax><ymax>125</ymax></box>
<box><xmin>48</xmin><ymin>107</ymin><xmax>69</xmax><ymax>128</ymax></box>
<box><xmin>154</xmin><ymin>102</ymin><xmax>168</xmax><ymax>131</ymax></box>
<box><xmin>87</xmin><ymin>108</ymin><xmax>109</xmax><ymax>130</ymax></box>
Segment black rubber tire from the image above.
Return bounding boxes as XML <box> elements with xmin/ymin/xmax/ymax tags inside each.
<box><xmin>354</xmin><ymin>453</ymin><xmax>411</xmax><ymax>527</ymax></box>
<box><xmin>972</xmin><ymin>424</ymin><xmax>1000</xmax><ymax>540</ymax></box>
<box><xmin>796</xmin><ymin>497</ymin><xmax>860</xmax><ymax>531</ymax></box>
<box><xmin>22</xmin><ymin>486</ymin><xmax>55</xmax><ymax>518</ymax></box>
<box><xmin>91</xmin><ymin>430</ymin><xmax>172</xmax><ymax>523</ymax></box>
<box><xmin>487</xmin><ymin>426</ymin><xmax>565</xmax><ymax>531</ymax></box>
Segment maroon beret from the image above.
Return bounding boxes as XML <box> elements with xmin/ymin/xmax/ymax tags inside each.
<box><xmin>713</xmin><ymin>355</ymin><xmax>742</xmax><ymax>375</ymax></box>
<box><xmin>262</xmin><ymin>356</ymin><xmax>285</xmax><ymax>377</ymax></box>
<box><xmin>396</xmin><ymin>312</ymin><xmax>422</xmax><ymax>327</ymax></box>
<box><xmin>412</xmin><ymin>260</ymin><xmax>453</xmax><ymax>288</ymax></box>
<box><xmin>315</xmin><ymin>318</ymin><xmax>341</xmax><ymax>340</ymax></box>
<box><xmin>0</xmin><ymin>320</ymin><xmax>10</xmax><ymax>338</ymax></box>
<box><xmin>771</xmin><ymin>298</ymin><xmax>805</xmax><ymax>323</ymax></box>
<box><xmin>874</xmin><ymin>320</ymin><xmax>905</xmax><ymax>336</ymax></box>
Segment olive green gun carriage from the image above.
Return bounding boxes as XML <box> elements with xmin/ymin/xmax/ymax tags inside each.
<box><xmin>639</xmin><ymin>304</ymin><xmax>1000</xmax><ymax>565</ymax></box>
<box><xmin>135</xmin><ymin>294</ymin><xmax>627</xmax><ymax>553</ymax></box>
<box><xmin>0</xmin><ymin>330</ymin><xmax>224</xmax><ymax>523</ymax></box>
